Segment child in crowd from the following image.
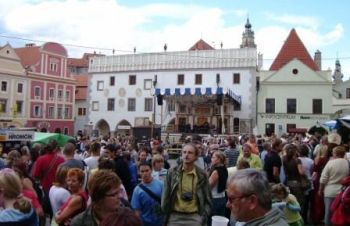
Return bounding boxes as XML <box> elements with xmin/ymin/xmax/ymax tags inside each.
<box><xmin>271</xmin><ymin>183</ymin><xmax>304</xmax><ymax>226</ymax></box>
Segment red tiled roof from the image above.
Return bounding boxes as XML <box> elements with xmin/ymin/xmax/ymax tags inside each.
<box><xmin>67</xmin><ymin>58</ymin><xmax>88</xmax><ymax>67</ymax></box>
<box><xmin>189</xmin><ymin>39</ymin><xmax>215</xmax><ymax>51</ymax></box>
<box><xmin>68</xmin><ymin>53</ymin><xmax>105</xmax><ymax>67</ymax></box>
<box><xmin>15</xmin><ymin>46</ymin><xmax>41</xmax><ymax>67</ymax></box>
<box><xmin>270</xmin><ymin>29</ymin><xmax>318</xmax><ymax>71</ymax></box>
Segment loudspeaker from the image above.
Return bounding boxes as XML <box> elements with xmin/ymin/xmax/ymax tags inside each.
<box><xmin>216</xmin><ymin>73</ymin><xmax>220</xmax><ymax>84</ymax></box>
<box><xmin>157</xmin><ymin>95</ymin><xmax>163</xmax><ymax>105</ymax></box>
<box><xmin>216</xmin><ymin>94</ymin><xmax>223</xmax><ymax>105</ymax></box>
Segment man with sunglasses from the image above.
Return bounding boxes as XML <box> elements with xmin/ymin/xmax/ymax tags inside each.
<box><xmin>226</xmin><ymin>168</ymin><xmax>288</xmax><ymax>226</ymax></box>
<box><xmin>162</xmin><ymin>143</ymin><xmax>212</xmax><ymax>226</ymax></box>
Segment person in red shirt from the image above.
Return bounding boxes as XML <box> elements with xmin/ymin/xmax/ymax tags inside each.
<box><xmin>32</xmin><ymin>139</ymin><xmax>65</xmax><ymax>216</ymax></box>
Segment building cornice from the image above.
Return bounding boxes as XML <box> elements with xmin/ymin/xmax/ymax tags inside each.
<box><xmin>89</xmin><ymin>48</ymin><xmax>257</xmax><ymax>73</ymax></box>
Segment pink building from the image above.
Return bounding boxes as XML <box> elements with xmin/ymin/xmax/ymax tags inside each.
<box><xmin>15</xmin><ymin>42</ymin><xmax>75</xmax><ymax>135</ymax></box>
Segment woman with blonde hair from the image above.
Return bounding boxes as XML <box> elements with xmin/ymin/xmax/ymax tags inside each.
<box><xmin>0</xmin><ymin>168</ymin><xmax>38</xmax><ymax>226</ymax></box>
<box><xmin>208</xmin><ymin>151</ymin><xmax>228</xmax><ymax>219</ymax></box>
<box><xmin>151</xmin><ymin>154</ymin><xmax>167</xmax><ymax>181</ymax></box>
<box><xmin>49</xmin><ymin>166</ymin><xmax>70</xmax><ymax>216</ymax></box>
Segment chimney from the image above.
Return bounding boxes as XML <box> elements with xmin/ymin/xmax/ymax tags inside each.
<box><xmin>314</xmin><ymin>50</ymin><xmax>322</xmax><ymax>70</ymax></box>
<box><xmin>25</xmin><ymin>43</ymin><xmax>36</xmax><ymax>47</ymax></box>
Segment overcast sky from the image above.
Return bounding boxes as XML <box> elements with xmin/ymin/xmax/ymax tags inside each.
<box><xmin>0</xmin><ymin>0</ymin><xmax>349</xmax><ymax>78</ymax></box>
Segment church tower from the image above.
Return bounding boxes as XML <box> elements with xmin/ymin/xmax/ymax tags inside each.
<box><xmin>240</xmin><ymin>18</ymin><xmax>256</xmax><ymax>48</ymax></box>
<box><xmin>333</xmin><ymin>58</ymin><xmax>344</xmax><ymax>84</ymax></box>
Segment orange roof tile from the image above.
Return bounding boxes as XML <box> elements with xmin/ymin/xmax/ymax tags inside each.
<box><xmin>68</xmin><ymin>53</ymin><xmax>105</xmax><ymax>67</ymax></box>
<box><xmin>189</xmin><ymin>39</ymin><xmax>215</xmax><ymax>51</ymax></box>
<box><xmin>270</xmin><ymin>29</ymin><xmax>318</xmax><ymax>71</ymax></box>
<box><xmin>68</xmin><ymin>58</ymin><xmax>88</xmax><ymax>67</ymax></box>
<box><xmin>15</xmin><ymin>46</ymin><xmax>41</xmax><ymax>67</ymax></box>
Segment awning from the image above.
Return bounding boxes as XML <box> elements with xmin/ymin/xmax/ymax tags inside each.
<box><xmin>155</xmin><ymin>87</ymin><xmax>241</xmax><ymax>105</ymax></box>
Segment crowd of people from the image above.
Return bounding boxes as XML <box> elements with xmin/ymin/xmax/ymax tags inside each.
<box><xmin>0</xmin><ymin>131</ymin><xmax>349</xmax><ymax>226</ymax></box>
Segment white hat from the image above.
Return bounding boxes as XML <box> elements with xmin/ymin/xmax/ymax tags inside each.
<box><xmin>328</xmin><ymin>133</ymin><xmax>341</xmax><ymax>145</ymax></box>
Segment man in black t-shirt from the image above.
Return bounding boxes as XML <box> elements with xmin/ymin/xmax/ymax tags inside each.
<box><xmin>263</xmin><ymin>138</ymin><xmax>283</xmax><ymax>183</ymax></box>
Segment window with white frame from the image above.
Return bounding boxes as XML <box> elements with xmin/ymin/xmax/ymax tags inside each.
<box><xmin>265</xmin><ymin>98</ymin><xmax>275</xmax><ymax>113</ymax></box>
<box><xmin>97</xmin><ymin>81</ymin><xmax>104</xmax><ymax>91</ymax></box>
<box><xmin>78</xmin><ymin>108</ymin><xmax>86</xmax><ymax>116</ymax></box>
<box><xmin>144</xmin><ymin>79</ymin><xmax>152</xmax><ymax>90</ymax></box>
<box><xmin>1</xmin><ymin>81</ymin><xmax>7</xmax><ymax>92</ymax></box>
<box><xmin>144</xmin><ymin>98</ymin><xmax>153</xmax><ymax>111</ymax></box>
<box><xmin>57</xmin><ymin>107</ymin><xmax>62</xmax><ymax>119</ymax></box>
<box><xmin>107</xmin><ymin>98</ymin><xmax>115</xmax><ymax>111</ymax></box>
<box><xmin>48</xmin><ymin>106</ymin><xmax>54</xmax><ymax>118</ymax></box>
<box><xmin>65</xmin><ymin>90</ymin><xmax>70</xmax><ymax>102</ymax></box>
<box><xmin>64</xmin><ymin>107</ymin><xmax>70</xmax><ymax>119</ymax></box>
<box><xmin>15</xmin><ymin>101</ymin><xmax>23</xmax><ymax>114</ymax></box>
<box><xmin>34</xmin><ymin>87</ymin><xmax>41</xmax><ymax>99</ymax></box>
<box><xmin>49</xmin><ymin>58</ymin><xmax>59</xmax><ymax>72</ymax></box>
<box><xmin>33</xmin><ymin>105</ymin><xmax>42</xmax><ymax>117</ymax></box>
<box><xmin>167</xmin><ymin>100</ymin><xmax>175</xmax><ymax>112</ymax></box>
<box><xmin>92</xmin><ymin>101</ymin><xmax>99</xmax><ymax>111</ymax></box>
<box><xmin>0</xmin><ymin>99</ymin><xmax>7</xmax><ymax>112</ymax></box>
<box><xmin>49</xmin><ymin>89</ymin><xmax>55</xmax><ymax>100</ymax></box>
<box><xmin>58</xmin><ymin>90</ymin><xmax>63</xmax><ymax>101</ymax></box>
<box><xmin>128</xmin><ymin>98</ymin><xmax>136</xmax><ymax>111</ymax></box>
<box><xmin>17</xmin><ymin>83</ymin><xmax>23</xmax><ymax>93</ymax></box>
<box><xmin>129</xmin><ymin>75</ymin><xmax>136</xmax><ymax>85</ymax></box>
<box><xmin>110</xmin><ymin>76</ymin><xmax>115</xmax><ymax>86</ymax></box>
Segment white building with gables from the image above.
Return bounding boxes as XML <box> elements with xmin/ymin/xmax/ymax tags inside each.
<box><xmin>257</xmin><ymin>29</ymin><xmax>332</xmax><ymax>136</ymax></box>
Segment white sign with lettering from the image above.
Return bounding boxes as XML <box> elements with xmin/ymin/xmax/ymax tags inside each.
<box><xmin>5</xmin><ymin>131</ymin><xmax>35</xmax><ymax>141</ymax></box>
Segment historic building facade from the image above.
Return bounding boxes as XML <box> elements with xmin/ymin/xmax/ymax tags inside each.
<box><xmin>257</xmin><ymin>29</ymin><xmax>333</xmax><ymax>136</ymax></box>
<box><xmin>0</xmin><ymin>44</ymin><xmax>28</xmax><ymax>128</ymax></box>
<box><xmin>68</xmin><ymin>53</ymin><xmax>101</xmax><ymax>136</ymax></box>
<box><xmin>88</xmin><ymin>20</ymin><xmax>258</xmax><ymax>137</ymax></box>
<box><xmin>14</xmin><ymin>42</ymin><xmax>76</xmax><ymax>135</ymax></box>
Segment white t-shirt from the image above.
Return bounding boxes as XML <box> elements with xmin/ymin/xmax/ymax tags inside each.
<box><xmin>84</xmin><ymin>156</ymin><xmax>99</xmax><ymax>170</ymax></box>
<box><xmin>49</xmin><ymin>185</ymin><xmax>70</xmax><ymax>215</ymax></box>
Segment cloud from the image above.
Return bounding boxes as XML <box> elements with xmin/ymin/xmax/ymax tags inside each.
<box><xmin>265</xmin><ymin>12</ymin><xmax>320</xmax><ymax>30</ymax></box>
<box><xmin>0</xmin><ymin>0</ymin><xmax>347</xmax><ymax>79</ymax></box>
<box><xmin>232</xmin><ymin>9</ymin><xmax>248</xmax><ymax>17</ymax></box>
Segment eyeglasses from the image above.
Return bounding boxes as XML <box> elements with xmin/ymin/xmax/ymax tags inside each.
<box><xmin>227</xmin><ymin>193</ymin><xmax>253</xmax><ymax>204</ymax></box>
<box><xmin>105</xmin><ymin>189</ymin><xmax>121</xmax><ymax>197</ymax></box>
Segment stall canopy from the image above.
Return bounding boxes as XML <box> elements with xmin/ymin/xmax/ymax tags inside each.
<box><xmin>337</xmin><ymin>115</ymin><xmax>350</xmax><ymax>129</ymax></box>
<box><xmin>155</xmin><ymin>87</ymin><xmax>241</xmax><ymax>105</ymax></box>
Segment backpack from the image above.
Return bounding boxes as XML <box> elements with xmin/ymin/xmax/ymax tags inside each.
<box><xmin>331</xmin><ymin>176</ymin><xmax>350</xmax><ymax>226</ymax></box>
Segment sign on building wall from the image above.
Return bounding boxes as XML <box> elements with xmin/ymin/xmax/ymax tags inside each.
<box><xmin>5</xmin><ymin>131</ymin><xmax>35</xmax><ymax>141</ymax></box>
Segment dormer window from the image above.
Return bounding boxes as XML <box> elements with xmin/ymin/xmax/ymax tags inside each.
<box><xmin>49</xmin><ymin>58</ymin><xmax>59</xmax><ymax>72</ymax></box>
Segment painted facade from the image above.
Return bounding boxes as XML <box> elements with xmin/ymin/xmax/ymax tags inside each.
<box><xmin>14</xmin><ymin>42</ymin><xmax>75</xmax><ymax>135</ymax></box>
<box><xmin>88</xmin><ymin>20</ymin><xmax>258</xmax><ymax>137</ymax></box>
<box><xmin>257</xmin><ymin>29</ymin><xmax>333</xmax><ymax>136</ymax></box>
<box><xmin>0</xmin><ymin>44</ymin><xmax>28</xmax><ymax>128</ymax></box>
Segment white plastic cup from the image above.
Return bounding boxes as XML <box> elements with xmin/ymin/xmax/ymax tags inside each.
<box><xmin>211</xmin><ymin>215</ymin><xmax>229</xmax><ymax>226</ymax></box>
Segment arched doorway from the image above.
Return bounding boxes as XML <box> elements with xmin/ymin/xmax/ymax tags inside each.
<box><xmin>95</xmin><ymin>119</ymin><xmax>110</xmax><ymax>137</ymax></box>
<box><xmin>115</xmin><ymin>120</ymin><xmax>132</xmax><ymax>136</ymax></box>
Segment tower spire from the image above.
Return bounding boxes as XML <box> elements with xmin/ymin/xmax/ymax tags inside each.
<box><xmin>240</xmin><ymin>17</ymin><xmax>256</xmax><ymax>48</ymax></box>
<box><xmin>333</xmin><ymin>56</ymin><xmax>343</xmax><ymax>84</ymax></box>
